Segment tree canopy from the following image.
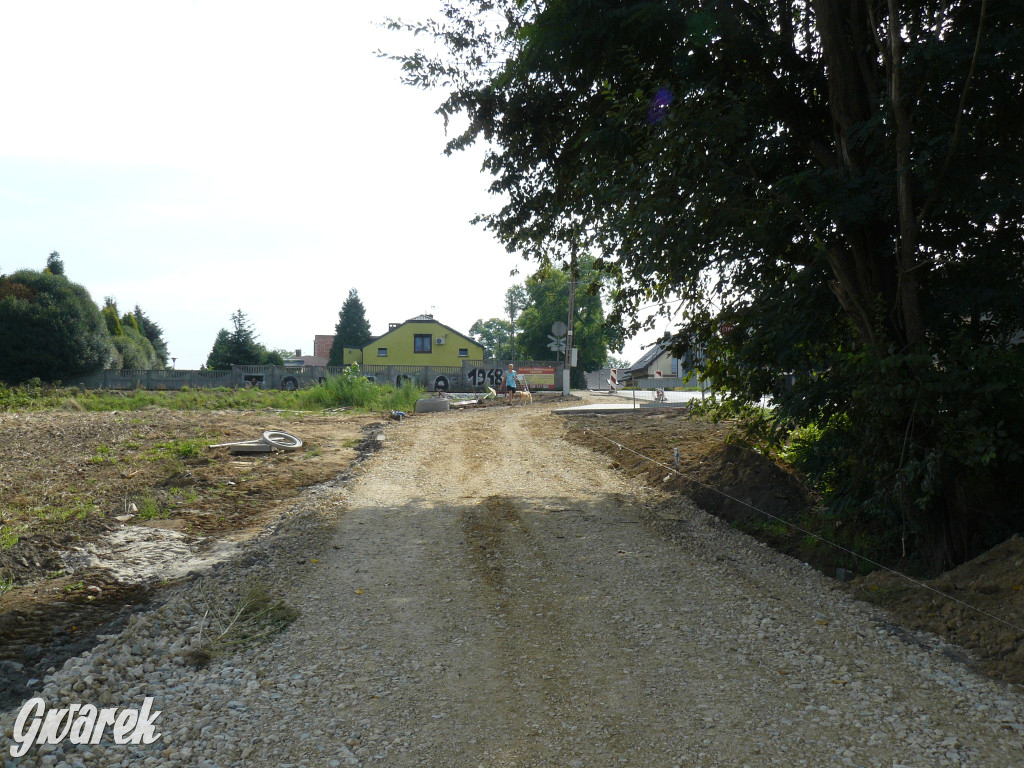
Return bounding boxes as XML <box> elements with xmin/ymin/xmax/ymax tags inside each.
<box><xmin>102</xmin><ymin>297</ymin><xmax>162</xmax><ymax>370</ymax></box>
<box><xmin>469</xmin><ymin>317</ymin><xmax>514</xmax><ymax>359</ymax></box>
<box><xmin>392</xmin><ymin>1</ymin><xmax>1024</xmax><ymax>569</ymax></box>
<box><xmin>517</xmin><ymin>255</ymin><xmax>619</xmax><ymax>386</ymax></box>
<box><xmin>205</xmin><ymin>310</ymin><xmax>284</xmax><ymax>369</ymax></box>
<box><xmin>131</xmin><ymin>305</ymin><xmax>170</xmax><ymax>366</ymax></box>
<box><xmin>328</xmin><ymin>289</ymin><xmax>373</xmax><ymax>366</ymax></box>
<box><xmin>45</xmin><ymin>251</ymin><xmax>65</xmax><ymax>277</ymax></box>
<box><xmin>0</xmin><ymin>268</ymin><xmax>113</xmax><ymax>383</ymax></box>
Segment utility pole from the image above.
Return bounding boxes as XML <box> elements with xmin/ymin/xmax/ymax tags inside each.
<box><xmin>563</xmin><ymin>247</ymin><xmax>577</xmax><ymax>396</ymax></box>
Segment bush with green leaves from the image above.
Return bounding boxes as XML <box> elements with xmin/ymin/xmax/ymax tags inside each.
<box><xmin>298</xmin><ymin>364</ymin><xmax>422</xmax><ymax>412</ymax></box>
<box><xmin>0</xmin><ymin>269</ymin><xmax>114</xmax><ymax>384</ymax></box>
<box><xmin>102</xmin><ymin>297</ymin><xmax>162</xmax><ymax>370</ymax></box>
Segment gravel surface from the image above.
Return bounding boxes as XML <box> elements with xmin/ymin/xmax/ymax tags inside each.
<box><xmin>3</xmin><ymin>402</ymin><xmax>1022</xmax><ymax>767</ymax></box>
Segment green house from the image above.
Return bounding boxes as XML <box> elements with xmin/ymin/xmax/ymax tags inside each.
<box><xmin>342</xmin><ymin>315</ymin><xmax>484</xmax><ymax>367</ymax></box>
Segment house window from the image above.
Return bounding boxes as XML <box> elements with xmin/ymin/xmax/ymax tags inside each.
<box><xmin>377</xmin><ymin>348</ymin><xmax>388</xmax><ymax>357</ymax></box>
<box><xmin>458</xmin><ymin>348</ymin><xmax>469</xmax><ymax>358</ymax></box>
<box><xmin>414</xmin><ymin>334</ymin><xmax>432</xmax><ymax>353</ymax></box>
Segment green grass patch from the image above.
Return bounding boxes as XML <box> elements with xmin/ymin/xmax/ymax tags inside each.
<box><xmin>0</xmin><ymin>524</ymin><xmax>22</xmax><ymax>549</ymax></box>
<box><xmin>170</xmin><ymin>488</ymin><xmax>199</xmax><ymax>505</ymax></box>
<box><xmin>90</xmin><ymin>444</ymin><xmax>116</xmax><ymax>464</ymax></box>
<box><xmin>135</xmin><ymin>496</ymin><xmax>169</xmax><ymax>520</ymax></box>
<box><xmin>29</xmin><ymin>502</ymin><xmax>93</xmax><ymax>525</ymax></box>
<box><xmin>153</xmin><ymin>438</ymin><xmax>207</xmax><ymax>460</ymax></box>
<box><xmin>1</xmin><ymin>374</ymin><xmax>424</xmax><ymax>415</ymax></box>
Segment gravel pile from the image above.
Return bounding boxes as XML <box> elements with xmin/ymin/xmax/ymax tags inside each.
<box><xmin>3</xmin><ymin>407</ymin><xmax>1022</xmax><ymax>767</ymax></box>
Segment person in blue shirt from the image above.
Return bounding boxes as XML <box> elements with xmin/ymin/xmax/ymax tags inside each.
<box><xmin>505</xmin><ymin>363</ymin><xmax>517</xmax><ymax>404</ymax></box>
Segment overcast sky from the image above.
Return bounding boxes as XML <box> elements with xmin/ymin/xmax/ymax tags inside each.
<box><xmin>0</xmin><ymin>0</ymin><xmax>663</xmax><ymax>370</ymax></box>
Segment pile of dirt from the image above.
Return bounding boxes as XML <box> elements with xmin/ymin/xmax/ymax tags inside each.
<box><xmin>852</xmin><ymin>535</ymin><xmax>1024</xmax><ymax>685</ymax></box>
<box><xmin>561</xmin><ymin>405</ymin><xmax>1024</xmax><ymax>688</ymax></box>
<box><xmin>564</xmin><ymin>409</ymin><xmax>814</xmax><ymax>528</ymax></box>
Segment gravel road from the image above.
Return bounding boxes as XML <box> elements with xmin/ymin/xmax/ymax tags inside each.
<box><xmin>3</xmin><ymin>402</ymin><xmax>1022</xmax><ymax>767</ymax></box>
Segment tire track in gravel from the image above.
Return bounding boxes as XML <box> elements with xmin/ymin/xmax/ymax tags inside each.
<box><xmin>238</xmin><ymin>403</ymin><xmax>1024</xmax><ymax>768</ymax></box>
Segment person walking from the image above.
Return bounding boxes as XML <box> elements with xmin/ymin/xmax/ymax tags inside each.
<box><xmin>505</xmin><ymin>363</ymin><xmax>518</xmax><ymax>404</ymax></box>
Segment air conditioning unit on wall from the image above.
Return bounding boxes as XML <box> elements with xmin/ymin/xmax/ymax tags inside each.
<box><xmin>436</xmin><ymin>337</ymin><xmax>445</xmax><ymax>344</ymax></box>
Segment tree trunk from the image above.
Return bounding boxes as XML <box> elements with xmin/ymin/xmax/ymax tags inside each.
<box><xmin>886</xmin><ymin>0</ymin><xmax>927</xmax><ymax>350</ymax></box>
<box><xmin>814</xmin><ymin>1</ymin><xmax>978</xmax><ymax>568</ymax></box>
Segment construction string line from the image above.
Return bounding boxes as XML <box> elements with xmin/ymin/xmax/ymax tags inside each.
<box><xmin>579</xmin><ymin>425</ymin><xmax>1024</xmax><ymax>636</ymax></box>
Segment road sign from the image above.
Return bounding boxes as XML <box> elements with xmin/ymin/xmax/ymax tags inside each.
<box><xmin>547</xmin><ymin>333</ymin><xmax>566</xmax><ymax>353</ymax></box>
<box><xmin>551</xmin><ymin>320</ymin><xmax>568</xmax><ymax>336</ymax></box>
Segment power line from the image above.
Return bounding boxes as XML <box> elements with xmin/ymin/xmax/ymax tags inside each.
<box><xmin>579</xmin><ymin>425</ymin><xmax>1024</xmax><ymax>635</ymax></box>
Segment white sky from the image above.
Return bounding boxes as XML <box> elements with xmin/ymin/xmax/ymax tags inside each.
<box><xmin>0</xmin><ymin>0</ymin><xmax>662</xmax><ymax>370</ymax></box>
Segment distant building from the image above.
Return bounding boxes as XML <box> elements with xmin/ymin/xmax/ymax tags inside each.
<box><xmin>313</xmin><ymin>335</ymin><xmax>335</xmax><ymax>360</ymax></box>
<box><xmin>336</xmin><ymin>315</ymin><xmax>484</xmax><ymax>367</ymax></box>
<box><xmin>623</xmin><ymin>338</ymin><xmax>705</xmax><ymax>383</ymax></box>
<box><xmin>283</xmin><ymin>348</ymin><xmax>328</xmax><ymax>368</ymax></box>
<box><xmin>624</xmin><ymin>339</ymin><xmax>680</xmax><ymax>381</ymax></box>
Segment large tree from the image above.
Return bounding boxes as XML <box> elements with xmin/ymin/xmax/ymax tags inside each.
<box><xmin>0</xmin><ymin>268</ymin><xmax>113</xmax><ymax>383</ymax></box>
<box><xmin>102</xmin><ymin>297</ymin><xmax>162</xmax><ymax>370</ymax></box>
<box><xmin>205</xmin><ymin>309</ymin><xmax>284</xmax><ymax>369</ymax></box>
<box><xmin>131</xmin><ymin>305</ymin><xmax>170</xmax><ymax>366</ymax></box>
<box><xmin>517</xmin><ymin>255</ymin><xmax>619</xmax><ymax>386</ymax></box>
<box><xmin>328</xmin><ymin>289</ymin><xmax>373</xmax><ymax>366</ymax></box>
<box><xmin>469</xmin><ymin>317</ymin><xmax>513</xmax><ymax>359</ymax></box>
<box><xmin>392</xmin><ymin>2</ymin><xmax>1024</xmax><ymax>569</ymax></box>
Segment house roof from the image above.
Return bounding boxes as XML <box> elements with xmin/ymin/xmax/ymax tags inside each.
<box><xmin>625</xmin><ymin>338</ymin><xmax>673</xmax><ymax>374</ymax></box>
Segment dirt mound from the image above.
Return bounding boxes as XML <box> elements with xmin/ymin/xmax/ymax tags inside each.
<box><xmin>853</xmin><ymin>535</ymin><xmax>1024</xmax><ymax>685</ymax></box>
<box><xmin>565</xmin><ymin>409</ymin><xmax>813</xmax><ymax>527</ymax></box>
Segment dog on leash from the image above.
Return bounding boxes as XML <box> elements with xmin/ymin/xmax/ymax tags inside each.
<box><xmin>514</xmin><ymin>388</ymin><xmax>533</xmax><ymax>404</ymax></box>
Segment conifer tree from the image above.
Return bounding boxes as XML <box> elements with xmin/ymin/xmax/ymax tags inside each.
<box><xmin>328</xmin><ymin>289</ymin><xmax>372</xmax><ymax>366</ymax></box>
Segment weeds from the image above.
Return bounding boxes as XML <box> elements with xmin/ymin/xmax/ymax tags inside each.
<box><xmin>185</xmin><ymin>578</ymin><xmax>299</xmax><ymax>665</ymax></box>
<box><xmin>153</xmin><ymin>439</ymin><xmax>206</xmax><ymax>460</ymax></box>
<box><xmin>0</xmin><ymin>575</ymin><xmax>14</xmax><ymax>595</ymax></box>
<box><xmin>32</xmin><ymin>502</ymin><xmax>92</xmax><ymax>524</ymax></box>
<box><xmin>0</xmin><ymin>524</ymin><xmax>22</xmax><ymax>549</ymax></box>
<box><xmin>90</xmin><ymin>444</ymin><xmax>116</xmax><ymax>464</ymax></box>
<box><xmin>135</xmin><ymin>496</ymin><xmax>169</xmax><ymax>521</ymax></box>
<box><xmin>171</xmin><ymin>488</ymin><xmax>199</xmax><ymax>505</ymax></box>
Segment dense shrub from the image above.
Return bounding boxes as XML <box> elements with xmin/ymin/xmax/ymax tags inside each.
<box><xmin>298</xmin><ymin>365</ymin><xmax>422</xmax><ymax>412</ymax></box>
<box><xmin>0</xmin><ymin>270</ymin><xmax>113</xmax><ymax>384</ymax></box>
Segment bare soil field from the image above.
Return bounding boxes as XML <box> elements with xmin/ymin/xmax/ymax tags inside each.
<box><xmin>561</xmin><ymin>405</ymin><xmax>1024</xmax><ymax>686</ymax></box>
<box><xmin>0</xmin><ymin>407</ymin><xmax>381</xmax><ymax>706</ymax></box>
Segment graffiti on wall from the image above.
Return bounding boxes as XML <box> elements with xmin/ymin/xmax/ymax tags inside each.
<box><xmin>465</xmin><ymin>366</ymin><xmax>556</xmax><ymax>391</ymax></box>
<box><xmin>466</xmin><ymin>367</ymin><xmax>507</xmax><ymax>388</ymax></box>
